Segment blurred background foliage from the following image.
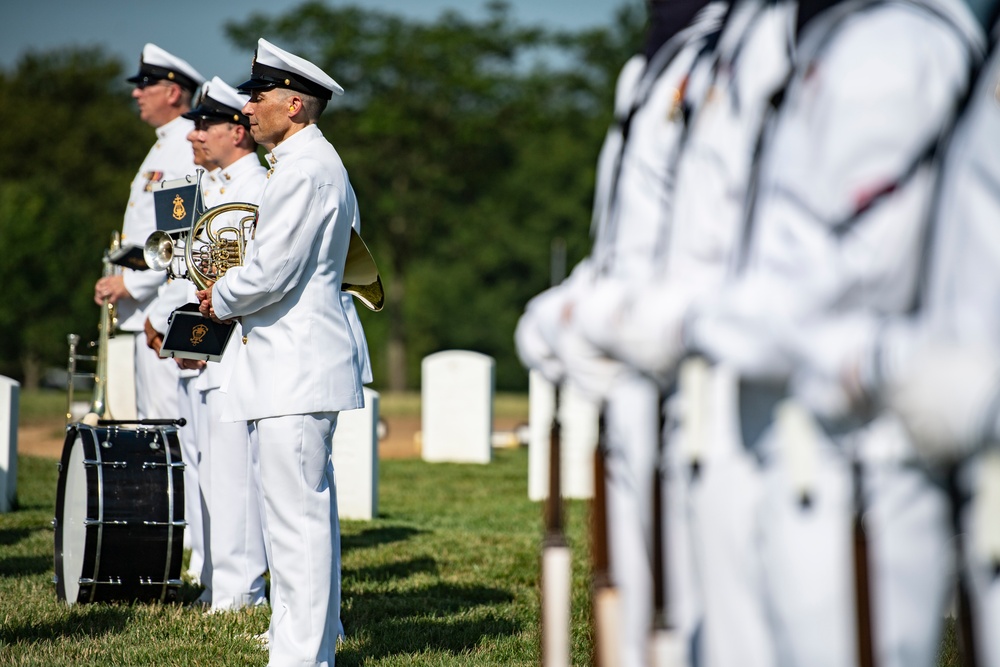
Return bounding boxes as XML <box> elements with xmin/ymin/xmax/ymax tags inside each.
<box><xmin>0</xmin><ymin>0</ymin><xmax>643</xmax><ymax>392</ymax></box>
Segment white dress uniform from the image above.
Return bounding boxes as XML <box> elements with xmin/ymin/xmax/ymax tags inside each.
<box><xmin>517</xmin><ymin>5</ymin><xmax>725</xmax><ymax>666</ymax></box>
<box><xmin>686</xmin><ymin>2</ymin><xmax>984</xmax><ymax>666</ymax></box>
<box><xmin>571</xmin><ymin>2</ymin><xmax>796</xmax><ymax>665</ymax></box>
<box><xmin>121</xmin><ymin>114</ymin><xmax>197</xmax><ymax>422</ymax></box>
<box><xmin>120</xmin><ymin>44</ymin><xmax>205</xmax><ymax>422</ymax></box>
<box><xmin>812</xmin><ymin>28</ymin><xmax>1000</xmax><ymax>666</ymax></box>
<box><xmin>196</xmin><ymin>154</ymin><xmax>271</xmax><ymax>610</ymax></box>
<box><xmin>210</xmin><ymin>38</ymin><xmax>366</xmax><ymax>667</ymax></box>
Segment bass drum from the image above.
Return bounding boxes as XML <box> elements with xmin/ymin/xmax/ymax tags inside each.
<box><xmin>53</xmin><ymin>423</ymin><xmax>186</xmax><ymax>604</ymax></box>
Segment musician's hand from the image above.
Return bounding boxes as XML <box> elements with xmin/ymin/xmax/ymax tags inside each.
<box><xmin>196</xmin><ymin>286</ymin><xmax>217</xmax><ymax>321</ymax></box>
<box><xmin>176</xmin><ymin>358</ymin><xmax>207</xmax><ymax>371</ymax></box>
<box><xmin>94</xmin><ymin>275</ymin><xmax>130</xmax><ymax>306</ymax></box>
<box><xmin>143</xmin><ymin>317</ymin><xmax>163</xmax><ymax>354</ymax></box>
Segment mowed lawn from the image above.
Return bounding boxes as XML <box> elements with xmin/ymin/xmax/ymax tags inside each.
<box><xmin>0</xmin><ymin>446</ymin><xmax>596</xmax><ymax>666</ymax></box>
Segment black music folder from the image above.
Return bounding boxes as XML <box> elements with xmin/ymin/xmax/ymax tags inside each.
<box><xmin>107</xmin><ymin>244</ymin><xmax>149</xmax><ymax>271</ymax></box>
<box><xmin>153</xmin><ymin>175</ymin><xmax>204</xmax><ymax>236</ymax></box>
<box><xmin>159</xmin><ymin>303</ymin><xmax>235</xmax><ymax>362</ymax></box>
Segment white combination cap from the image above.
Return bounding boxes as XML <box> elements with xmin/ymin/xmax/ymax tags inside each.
<box><xmin>127</xmin><ymin>43</ymin><xmax>205</xmax><ymax>92</ymax></box>
<box><xmin>238</xmin><ymin>38</ymin><xmax>344</xmax><ymax>100</ymax></box>
<box><xmin>183</xmin><ymin>76</ymin><xmax>251</xmax><ymax>126</ymax></box>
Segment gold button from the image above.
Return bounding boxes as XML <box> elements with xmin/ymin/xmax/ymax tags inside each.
<box><xmin>242</xmin><ymin>335</ymin><xmax>248</xmax><ymax>345</ymax></box>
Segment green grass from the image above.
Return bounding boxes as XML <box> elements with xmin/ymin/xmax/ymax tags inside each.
<box><xmin>375</xmin><ymin>391</ymin><xmax>528</xmax><ymax>421</ymax></box>
<box><xmin>17</xmin><ymin>389</ymin><xmax>68</xmax><ymax>425</ymax></box>
<box><xmin>0</xmin><ymin>449</ymin><xmax>594</xmax><ymax>666</ymax></box>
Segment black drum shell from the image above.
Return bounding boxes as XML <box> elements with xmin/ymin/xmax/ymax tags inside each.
<box><xmin>53</xmin><ymin>424</ymin><xmax>186</xmax><ymax>604</ymax></box>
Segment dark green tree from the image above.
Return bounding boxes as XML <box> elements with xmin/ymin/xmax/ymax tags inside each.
<box><xmin>0</xmin><ymin>48</ymin><xmax>149</xmax><ymax>387</ymax></box>
<box><xmin>226</xmin><ymin>0</ymin><xmax>644</xmax><ymax>390</ymax></box>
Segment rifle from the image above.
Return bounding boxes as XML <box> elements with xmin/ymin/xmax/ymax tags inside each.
<box><xmin>852</xmin><ymin>456</ymin><xmax>876</xmax><ymax>667</ymax></box>
<box><xmin>592</xmin><ymin>409</ymin><xmax>621</xmax><ymax>667</ymax></box>
<box><xmin>541</xmin><ymin>384</ymin><xmax>571</xmax><ymax>667</ymax></box>
<box><xmin>947</xmin><ymin>464</ymin><xmax>979</xmax><ymax>667</ymax></box>
<box><xmin>649</xmin><ymin>390</ymin><xmax>685</xmax><ymax>666</ymax></box>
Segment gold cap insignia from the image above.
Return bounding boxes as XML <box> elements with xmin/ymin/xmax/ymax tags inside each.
<box><xmin>168</xmin><ymin>71</ymin><xmax>175</xmax><ymax>80</ymax></box>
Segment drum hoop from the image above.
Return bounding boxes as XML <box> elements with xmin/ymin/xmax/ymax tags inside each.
<box><xmin>83</xmin><ymin>425</ymin><xmax>105</xmax><ymax>604</ymax></box>
<box><xmin>161</xmin><ymin>427</ymin><xmax>178</xmax><ymax>603</ymax></box>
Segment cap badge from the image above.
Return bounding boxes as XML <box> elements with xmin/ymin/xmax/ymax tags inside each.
<box><xmin>172</xmin><ymin>194</ymin><xmax>187</xmax><ymax>221</ymax></box>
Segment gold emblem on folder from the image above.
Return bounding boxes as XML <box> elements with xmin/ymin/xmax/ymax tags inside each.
<box><xmin>190</xmin><ymin>323</ymin><xmax>209</xmax><ymax>346</ymax></box>
<box><xmin>172</xmin><ymin>194</ymin><xmax>187</xmax><ymax>221</ymax></box>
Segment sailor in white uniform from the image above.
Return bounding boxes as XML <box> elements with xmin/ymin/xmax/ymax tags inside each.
<box><xmin>197</xmin><ymin>39</ymin><xmax>367</xmax><ymax>667</ymax></box>
<box><xmin>516</xmin><ymin>2</ymin><xmax>727</xmax><ymax>664</ymax></box>
<box><xmin>95</xmin><ymin>43</ymin><xmax>204</xmax><ymax>422</ymax></box>
<box><xmin>147</xmin><ymin>76</ymin><xmax>273</xmax><ymax>610</ymax></box>
<box><xmin>680</xmin><ymin>1</ymin><xmax>985</xmax><ymax>665</ymax></box>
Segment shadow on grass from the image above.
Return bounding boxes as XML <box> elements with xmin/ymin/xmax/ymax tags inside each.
<box><xmin>0</xmin><ymin>554</ymin><xmax>52</xmax><ymax>578</ymax></box>
<box><xmin>0</xmin><ymin>605</ymin><xmax>134</xmax><ymax>644</ymax></box>
<box><xmin>349</xmin><ymin>581</ymin><xmax>514</xmax><ymax>617</ymax></box>
<box><xmin>347</xmin><ymin>555</ymin><xmax>438</xmax><ymax>582</ymax></box>
<box><xmin>342</xmin><ymin>525</ymin><xmax>423</xmax><ymax>551</ymax></box>
<box><xmin>0</xmin><ymin>526</ymin><xmax>33</xmax><ymax>547</ymax></box>
<box><xmin>339</xmin><ymin>612</ymin><xmax>521</xmax><ymax>662</ymax></box>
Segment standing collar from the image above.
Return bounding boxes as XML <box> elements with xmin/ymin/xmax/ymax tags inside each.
<box><xmin>266</xmin><ymin>124</ymin><xmax>322</xmax><ymax>166</ymax></box>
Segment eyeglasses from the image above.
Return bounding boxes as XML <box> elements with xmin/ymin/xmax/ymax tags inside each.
<box><xmin>134</xmin><ymin>78</ymin><xmax>174</xmax><ymax>91</ymax></box>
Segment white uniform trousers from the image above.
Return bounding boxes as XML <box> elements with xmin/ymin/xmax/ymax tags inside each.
<box><xmin>250</xmin><ymin>413</ymin><xmax>340</xmax><ymax>667</ymax></box>
<box><xmin>202</xmin><ymin>385</ymin><xmax>267</xmax><ymax>610</ymax></box>
<box><xmin>756</xmin><ymin>409</ymin><xmax>953</xmax><ymax>667</ymax></box>
<box><xmin>133</xmin><ymin>332</ymin><xmax>181</xmax><ymax>420</ymax></box>
<box><xmin>603</xmin><ymin>373</ymin><xmax>660</xmax><ymax>667</ymax></box>
<box><xmin>687</xmin><ymin>370</ymin><xmax>775</xmax><ymax>667</ymax></box>
<box><xmin>177</xmin><ymin>374</ymin><xmax>206</xmax><ymax>586</ymax></box>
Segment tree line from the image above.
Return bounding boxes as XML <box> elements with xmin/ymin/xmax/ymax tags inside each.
<box><xmin>0</xmin><ymin>0</ymin><xmax>643</xmax><ymax>392</ymax></box>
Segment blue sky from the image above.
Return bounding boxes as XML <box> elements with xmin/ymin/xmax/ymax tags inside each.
<box><xmin>0</xmin><ymin>0</ymin><xmax>629</xmax><ymax>84</ymax></box>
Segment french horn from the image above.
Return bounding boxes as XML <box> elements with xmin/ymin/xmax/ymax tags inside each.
<box><xmin>144</xmin><ymin>202</ymin><xmax>384</xmax><ymax>311</ymax></box>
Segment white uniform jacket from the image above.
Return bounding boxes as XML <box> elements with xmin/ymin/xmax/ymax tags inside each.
<box><xmin>517</xmin><ymin>3</ymin><xmax>727</xmax><ymax>392</ymax></box>
<box><xmin>198</xmin><ymin>156</ymin><xmax>267</xmax><ymax>393</ymax></box>
<box><xmin>119</xmin><ymin>116</ymin><xmax>197</xmax><ymax>332</ymax></box>
<box><xmin>689</xmin><ymin>0</ymin><xmax>984</xmax><ymax>382</ymax></box>
<box><xmin>838</xmin><ymin>30</ymin><xmax>1000</xmax><ymax>397</ymax></box>
<box><xmin>212</xmin><ymin>124</ymin><xmax>367</xmax><ymax>421</ymax></box>
<box><xmin>576</xmin><ymin>0</ymin><xmax>796</xmax><ymax>379</ymax></box>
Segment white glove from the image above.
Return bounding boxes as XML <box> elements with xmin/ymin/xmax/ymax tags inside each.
<box><xmin>558</xmin><ymin>321</ymin><xmax>627</xmax><ymax>403</ymax></box>
<box><xmin>514</xmin><ymin>287</ymin><xmax>568</xmax><ymax>385</ymax></box>
<box><xmin>884</xmin><ymin>343</ymin><xmax>1000</xmax><ymax>465</ymax></box>
<box><xmin>575</xmin><ymin>278</ymin><xmax>687</xmax><ymax>384</ymax></box>
<box><xmin>786</xmin><ymin>315</ymin><xmax>878</xmax><ymax>421</ymax></box>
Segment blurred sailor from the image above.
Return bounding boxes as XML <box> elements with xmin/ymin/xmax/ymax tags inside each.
<box><xmin>516</xmin><ymin>1</ymin><xmax>726</xmax><ymax>664</ymax></box>
<box><xmin>572</xmin><ymin>0</ymin><xmax>799</xmax><ymax>663</ymax></box>
<box><xmin>678</xmin><ymin>0</ymin><xmax>985</xmax><ymax>665</ymax></box>
<box><xmin>94</xmin><ymin>43</ymin><xmax>204</xmax><ymax>421</ymax></box>
<box><xmin>801</xmin><ymin>8</ymin><xmax>1000</xmax><ymax>664</ymax></box>
<box><xmin>197</xmin><ymin>38</ymin><xmax>366</xmax><ymax>667</ymax></box>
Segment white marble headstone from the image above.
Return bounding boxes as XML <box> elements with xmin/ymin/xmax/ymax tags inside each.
<box><xmin>332</xmin><ymin>387</ymin><xmax>380</xmax><ymax>520</ymax></box>
<box><xmin>107</xmin><ymin>334</ymin><xmax>137</xmax><ymax>420</ymax></box>
<box><xmin>0</xmin><ymin>376</ymin><xmax>19</xmax><ymax>513</ymax></box>
<box><xmin>528</xmin><ymin>371</ymin><xmax>597</xmax><ymax>501</ymax></box>
<box><xmin>421</xmin><ymin>351</ymin><xmax>494</xmax><ymax>464</ymax></box>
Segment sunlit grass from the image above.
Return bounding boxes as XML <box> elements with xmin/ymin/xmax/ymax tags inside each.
<box><xmin>0</xmin><ymin>449</ymin><xmax>593</xmax><ymax>666</ymax></box>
